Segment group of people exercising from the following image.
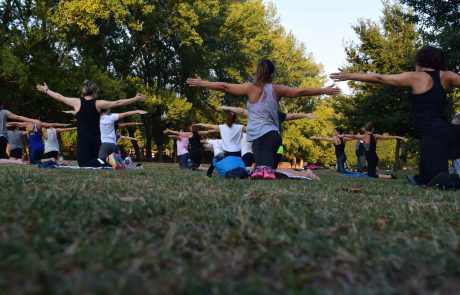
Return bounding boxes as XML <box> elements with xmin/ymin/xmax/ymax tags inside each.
<box><xmin>0</xmin><ymin>45</ymin><xmax>459</xmax><ymax>186</ymax></box>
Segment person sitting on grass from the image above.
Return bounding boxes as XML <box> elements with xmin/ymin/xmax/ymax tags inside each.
<box><xmin>168</xmin><ymin>128</ymin><xmax>190</xmax><ymax>169</ymax></box>
<box><xmin>98</xmin><ymin>109</ymin><xmax>147</xmax><ymax>162</ymax></box>
<box><xmin>0</xmin><ymin>98</ymin><xmax>41</xmax><ymax>160</ymax></box>
<box><xmin>6</xmin><ymin>124</ymin><xmax>29</xmax><ymax>160</ymax></box>
<box><xmin>341</xmin><ymin>122</ymin><xmax>406</xmax><ymax>179</ymax></box>
<box><xmin>451</xmin><ymin>113</ymin><xmax>460</xmax><ymax>176</ymax></box>
<box><xmin>164</xmin><ymin>126</ymin><xmax>219</xmax><ymax>170</ymax></box>
<box><xmin>36</xmin><ymin>80</ymin><xmax>146</xmax><ymax>168</ymax></box>
<box><xmin>187</xmin><ymin>59</ymin><xmax>340</xmax><ymax>180</ymax></box>
<box><xmin>310</xmin><ymin>128</ymin><xmax>352</xmax><ymax>173</ymax></box>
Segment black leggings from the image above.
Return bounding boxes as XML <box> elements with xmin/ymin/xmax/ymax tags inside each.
<box><xmin>77</xmin><ymin>137</ymin><xmax>102</xmax><ymax>167</ymax></box>
<box><xmin>189</xmin><ymin>149</ymin><xmax>202</xmax><ymax>169</ymax></box>
<box><xmin>242</xmin><ymin>152</ymin><xmax>254</xmax><ymax>167</ymax></box>
<box><xmin>0</xmin><ymin>136</ymin><xmax>8</xmax><ymax>159</ymax></box>
<box><xmin>365</xmin><ymin>152</ymin><xmax>379</xmax><ymax>178</ymax></box>
<box><xmin>252</xmin><ymin>131</ymin><xmax>282</xmax><ymax>168</ymax></box>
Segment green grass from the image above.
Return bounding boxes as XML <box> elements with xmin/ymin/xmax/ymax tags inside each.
<box><xmin>0</xmin><ymin>164</ymin><xmax>459</xmax><ymax>294</ymax></box>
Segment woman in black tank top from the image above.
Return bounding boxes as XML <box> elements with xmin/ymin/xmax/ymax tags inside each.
<box><xmin>310</xmin><ymin>127</ymin><xmax>350</xmax><ymax>173</ymax></box>
<box><xmin>331</xmin><ymin>46</ymin><xmax>460</xmax><ymax>186</ymax></box>
<box><xmin>344</xmin><ymin>124</ymin><xmax>406</xmax><ymax>179</ymax></box>
<box><xmin>37</xmin><ymin>80</ymin><xmax>146</xmax><ymax>167</ymax></box>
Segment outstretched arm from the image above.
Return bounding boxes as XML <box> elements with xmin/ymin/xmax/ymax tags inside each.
<box><xmin>118</xmin><ymin>110</ymin><xmax>148</xmax><ymax>120</ymax></box>
<box><xmin>447</xmin><ymin>71</ymin><xmax>460</xmax><ymax>88</ymax></box>
<box><xmin>118</xmin><ymin>122</ymin><xmax>143</xmax><ymax>128</ymax></box>
<box><xmin>219</xmin><ymin>106</ymin><xmax>249</xmax><ymax>117</ymax></box>
<box><xmin>62</xmin><ymin>110</ymin><xmax>77</xmax><ymax>115</ymax></box>
<box><xmin>275</xmin><ymin>85</ymin><xmax>341</xmax><ymax>98</ymax></box>
<box><xmin>285</xmin><ymin>113</ymin><xmax>316</xmax><ymax>120</ymax></box>
<box><xmin>36</xmin><ymin>83</ymin><xmax>79</xmax><ymax>109</ymax></box>
<box><xmin>163</xmin><ymin>129</ymin><xmax>193</xmax><ymax>138</ymax></box>
<box><xmin>56</xmin><ymin>127</ymin><xmax>77</xmax><ymax>133</ymax></box>
<box><xmin>374</xmin><ymin>134</ymin><xmax>406</xmax><ymax>141</ymax></box>
<box><xmin>187</xmin><ymin>76</ymin><xmax>252</xmax><ymax>96</ymax></box>
<box><xmin>7</xmin><ymin>112</ymin><xmax>41</xmax><ymax>125</ymax></box>
<box><xmin>168</xmin><ymin>135</ymin><xmax>180</xmax><ymax>140</ymax></box>
<box><xmin>41</xmin><ymin>123</ymin><xmax>71</xmax><ymax>128</ymax></box>
<box><xmin>198</xmin><ymin>130</ymin><xmax>220</xmax><ymax>136</ymax></box>
<box><xmin>341</xmin><ymin>134</ymin><xmax>366</xmax><ymax>140</ymax></box>
<box><xmin>194</xmin><ymin>123</ymin><xmax>220</xmax><ymax>131</ymax></box>
<box><xmin>310</xmin><ymin>136</ymin><xmax>336</xmax><ymax>143</ymax></box>
<box><xmin>119</xmin><ymin>135</ymin><xmax>138</xmax><ymax>141</ymax></box>
<box><xmin>330</xmin><ymin>70</ymin><xmax>419</xmax><ymax>88</ymax></box>
<box><xmin>96</xmin><ymin>94</ymin><xmax>146</xmax><ymax>111</ymax></box>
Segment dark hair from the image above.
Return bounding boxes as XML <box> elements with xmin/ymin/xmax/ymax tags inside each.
<box><xmin>226</xmin><ymin>112</ymin><xmax>237</xmax><ymax>127</ymax></box>
<box><xmin>254</xmin><ymin>59</ymin><xmax>275</xmax><ymax>86</ymax></box>
<box><xmin>415</xmin><ymin>45</ymin><xmax>447</xmax><ymax>71</ymax></box>
<box><xmin>358</xmin><ymin>129</ymin><xmax>365</xmax><ymax>135</ymax></box>
<box><xmin>81</xmin><ymin>80</ymin><xmax>100</xmax><ymax>98</ymax></box>
<box><xmin>334</xmin><ymin>127</ymin><xmax>344</xmax><ymax>134</ymax></box>
<box><xmin>190</xmin><ymin>124</ymin><xmax>199</xmax><ymax>133</ymax></box>
<box><xmin>364</xmin><ymin>122</ymin><xmax>374</xmax><ymax>132</ymax></box>
<box><xmin>0</xmin><ymin>98</ymin><xmax>3</xmax><ymax>108</ymax></box>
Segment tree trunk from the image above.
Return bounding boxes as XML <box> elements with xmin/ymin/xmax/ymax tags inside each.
<box><xmin>394</xmin><ymin>139</ymin><xmax>402</xmax><ymax>169</ymax></box>
<box><xmin>151</xmin><ymin>113</ymin><xmax>164</xmax><ymax>162</ymax></box>
<box><xmin>143</xmin><ymin>117</ymin><xmax>152</xmax><ymax>159</ymax></box>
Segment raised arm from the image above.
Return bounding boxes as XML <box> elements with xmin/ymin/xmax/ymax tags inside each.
<box><xmin>285</xmin><ymin>113</ymin><xmax>317</xmax><ymax>120</ymax></box>
<box><xmin>330</xmin><ymin>70</ymin><xmax>420</xmax><ymax>88</ymax></box>
<box><xmin>219</xmin><ymin>106</ymin><xmax>249</xmax><ymax>117</ymax></box>
<box><xmin>36</xmin><ymin>83</ymin><xmax>80</xmax><ymax>109</ymax></box>
<box><xmin>275</xmin><ymin>85</ymin><xmax>341</xmax><ymax>99</ymax></box>
<box><xmin>194</xmin><ymin>123</ymin><xmax>220</xmax><ymax>131</ymax></box>
<box><xmin>187</xmin><ymin>76</ymin><xmax>252</xmax><ymax>96</ymax></box>
<box><xmin>374</xmin><ymin>134</ymin><xmax>406</xmax><ymax>141</ymax></box>
<box><xmin>96</xmin><ymin>94</ymin><xmax>146</xmax><ymax>111</ymax></box>
<box><xmin>6</xmin><ymin>112</ymin><xmax>41</xmax><ymax>125</ymax></box>
<box><xmin>118</xmin><ymin>110</ymin><xmax>148</xmax><ymax>120</ymax></box>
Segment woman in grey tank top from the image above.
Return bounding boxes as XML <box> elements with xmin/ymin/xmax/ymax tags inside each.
<box><xmin>187</xmin><ymin>59</ymin><xmax>340</xmax><ymax>180</ymax></box>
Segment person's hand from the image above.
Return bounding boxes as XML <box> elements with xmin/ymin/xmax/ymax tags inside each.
<box><xmin>135</xmin><ymin>94</ymin><xmax>146</xmax><ymax>102</ymax></box>
<box><xmin>323</xmin><ymin>85</ymin><xmax>341</xmax><ymax>95</ymax></box>
<box><xmin>398</xmin><ymin>136</ymin><xmax>407</xmax><ymax>141</ymax></box>
<box><xmin>36</xmin><ymin>82</ymin><xmax>49</xmax><ymax>93</ymax></box>
<box><xmin>137</xmin><ymin>110</ymin><xmax>148</xmax><ymax>115</ymax></box>
<box><xmin>306</xmin><ymin>113</ymin><xmax>317</xmax><ymax>119</ymax></box>
<box><xmin>186</xmin><ymin>75</ymin><xmax>205</xmax><ymax>87</ymax></box>
<box><xmin>163</xmin><ymin>129</ymin><xmax>170</xmax><ymax>134</ymax></box>
<box><xmin>329</xmin><ymin>69</ymin><xmax>351</xmax><ymax>82</ymax></box>
<box><xmin>310</xmin><ymin>136</ymin><xmax>318</xmax><ymax>140</ymax></box>
<box><xmin>219</xmin><ymin>105</ymin><xmax>229</xmax><ymax>110</ymax></box>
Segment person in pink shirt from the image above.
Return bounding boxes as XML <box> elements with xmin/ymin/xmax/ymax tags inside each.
<box><xmin>169</xmin><ymin>128</ymin><xmax>189</xmax><ymax>169</ymax></box>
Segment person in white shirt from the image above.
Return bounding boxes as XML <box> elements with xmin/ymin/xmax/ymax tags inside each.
<box><xmin>98</xmin><ymin>109</ymin><xmax>147</xmax><ymax>161</ymax></box>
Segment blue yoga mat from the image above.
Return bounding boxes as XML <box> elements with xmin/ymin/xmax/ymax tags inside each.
<box><xmin>340</xmin><ymin>173</ymin><xmax>371</xmax><ymax>178</ymax></box>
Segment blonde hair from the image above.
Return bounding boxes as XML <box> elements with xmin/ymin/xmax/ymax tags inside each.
<box><xmin>81</xmin><ymin>80</ymin><xmax>99</xmax><ymax>98</ymax></box>
<box><xmin>254</xmin><ymin>59</ymin><xmax>275</xmax><ymax>86</ymax></box>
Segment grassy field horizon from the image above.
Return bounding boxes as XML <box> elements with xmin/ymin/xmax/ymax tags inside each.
<box><xmin>0</xmin><ymin>163</ymin><xmax>459</xmax><ymax>294</ymax></box>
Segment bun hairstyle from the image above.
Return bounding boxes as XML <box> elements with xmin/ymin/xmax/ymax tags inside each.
<box><xmin>415</xmin><ymin>45</ymin><xmax>447</xmax><ymax>71</ymax></box>
<box><xmin>254</xmin><ymin>59</ymin><xmax>275</xmax><ymax>86</ymax></box>
<box><xmin>81</xmin><ymin>80</ymin><xmax>100</xmax><ymax>98</ymax></box>
<box><xmin>364</xmin><ymin>122</ymin><xmax>374</xmax><ymax>132</ymax></box>
<box><xmin>358</xmin><ymin>129</ymin><xmax>365</xmax><ymax>135</ymax></box>
<box><xmin>226</xmin><ymin>111</ymin><xmax>237</xmax><ymax>127</ymax></box>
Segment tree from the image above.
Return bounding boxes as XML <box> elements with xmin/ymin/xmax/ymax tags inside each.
<box><xmin>336</xmin><ymin>2</ymin><xmax>419</xmax><ymax>167</ymax></box>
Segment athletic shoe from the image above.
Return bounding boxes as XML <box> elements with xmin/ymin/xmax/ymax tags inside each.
<box><xmin>251</xmin><ymin>166</ymin><xmax>264</xmax><ymax>180</ymax></box>
<box><xmin>406</xmin><ymin>175</ymin><xmax>420</xmax><ymax>186</ymax></box>
<box><xmin>263</xmin><ymin>167</ymin><xmax>276</xmax><ymax>180</ymax></box>
<box><xmin>107</xmin><ymin>153</ymin><xmax>125</xmax><ymax>170</ymax></box>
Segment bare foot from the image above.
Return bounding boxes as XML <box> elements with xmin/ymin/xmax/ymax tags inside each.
<box><xmin>305</xmin><ymin>169</ymin><xmax>321</xmax><ymax>182</ymax></box>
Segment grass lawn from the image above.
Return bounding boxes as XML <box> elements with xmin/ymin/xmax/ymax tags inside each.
<box><xmin>0</xmin><ymin>163</ymin><xmax>459</xmax><ymax>294</ymax></box>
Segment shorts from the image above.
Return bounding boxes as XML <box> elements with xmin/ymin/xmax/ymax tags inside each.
<box><xmin>30</xmin><ymin>149</ymin><xmax>44</xmax><ymax>164</ymax></box>
<box><xmin>9</xmin><ymin>148</ymin><xmax>22</xmax><ymax>159</ymax></box>
<box><xmin>44</xmin><ymin>151</ymin><xmax>59</xmax><ymax>159</ymax></box>
<box><xmin>98</xmin><ymin>143</ymin><xmax>119</xmax><ymax>160</ymax></box>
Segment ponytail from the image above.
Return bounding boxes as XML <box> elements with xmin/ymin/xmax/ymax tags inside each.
<box><xmin>226</xmin><ymin>112</ymin><xmax>236</xmax><ymax>127</ymax></box>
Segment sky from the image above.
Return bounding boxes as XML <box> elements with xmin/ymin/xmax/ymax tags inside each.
<box><xmin>267</xmin><ymin>0</ymin><xmax>385</xmax><ymax>93</ymax></box>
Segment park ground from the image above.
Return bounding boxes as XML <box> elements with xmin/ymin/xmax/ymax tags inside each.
<box><xmin>0</xmin><ymin>163</ymin><xmax>459</xmax><ymax>294</ymax></box>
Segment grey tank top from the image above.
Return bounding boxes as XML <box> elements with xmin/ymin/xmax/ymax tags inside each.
<box><xmin>246</xmin><ymin>84</ymin><xmax>280</xmax><ymax>141</ymax></box>
<box><xmin>0</xmin><ymin>109</ymin><xmax>10</xmax><ymax>138</ymax></box>
<box><xmin>44</xmin><ymin>128</ymin><xmax>60</xmax><ymax>153</ymax></box>
<box><xmin>7</xmin><ymin>130</ymin><xmax>22</xmax><ymax>149</ymax></box>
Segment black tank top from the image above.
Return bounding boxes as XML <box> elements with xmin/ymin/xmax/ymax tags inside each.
<box><xmin>189</xmin><ymin>132</ymin><xmax>202</xmax><ymax>151</ymax></box>
<box><xmin>408</xmin><ymin>71</ymin><xmax>447</xmax><ymax>133</ymax></box>
<box><xmin>334</xmin><ymin>137</ymin><xmax>345</xmax><ymax>157</ymax></box>
<box><xmin>76</xmin><ymin>97</ymin><xmax>101</xmax><ymax>144</ymax></box>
